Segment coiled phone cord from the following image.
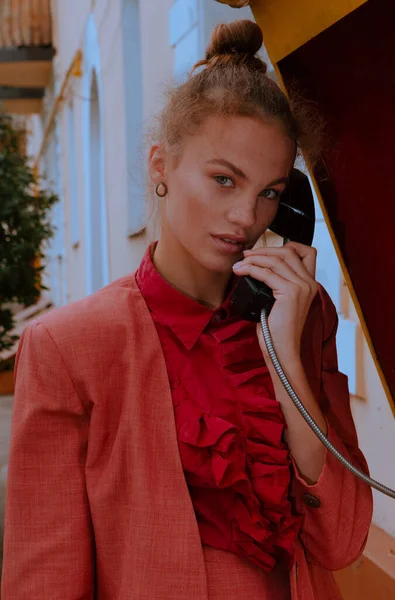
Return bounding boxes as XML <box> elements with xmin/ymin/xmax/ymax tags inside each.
<box><xmin>260</xmin><ymin>308</ymin><xmax>395</xmax><ymax>499</ymax></box>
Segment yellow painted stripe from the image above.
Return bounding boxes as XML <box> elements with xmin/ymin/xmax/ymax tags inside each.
<box><xmin>251</xmin><ymin>0</ymin><xmax>367</xmax><ymax>63</ymax></box>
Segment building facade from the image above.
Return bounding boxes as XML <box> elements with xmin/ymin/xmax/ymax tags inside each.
<box><xmin>22</xmin><ymin>0</ymin><xmax>395</xmax><ymax>595</ymax></box>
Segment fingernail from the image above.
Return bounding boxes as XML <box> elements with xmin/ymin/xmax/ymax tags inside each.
<box><xmin>233</xmin><ymin>262</ymin><xmax>243</xmax><ymax>269</ymax></box>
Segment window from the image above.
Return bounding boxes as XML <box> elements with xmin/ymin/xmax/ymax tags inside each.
<box><xmin>82</xmin><ymin>15</ymin><xmax>109</xmax><ymax>295</ymax></box>
<box><xmin>66</xmin><ymin>99</ymin><xmax>79</xmax><ymax>248</ymax></box>
<box><xmin>122</xmin><ymin>0</ymin><xmax>145</xmax><ymax>236</ymax></box>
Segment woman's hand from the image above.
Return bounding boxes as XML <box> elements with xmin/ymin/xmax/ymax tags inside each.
<box><xmin>233</xmin><ymin>242</ymin><xmax>319</xmax><ymax>365</ymax></box>
<box><xmin>233</xmin><ymin>243</ymin><xmax>327</xmax><ymax>483</ymax></box>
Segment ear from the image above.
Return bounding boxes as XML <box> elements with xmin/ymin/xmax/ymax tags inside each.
<box><xmin>148</xmin><ymin>144</ymin><xmax>167</xmax><ymax>187</ymax></box>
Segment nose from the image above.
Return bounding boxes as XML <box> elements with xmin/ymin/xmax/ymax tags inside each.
<box><xmin>227</xmin><ymin>195</ymin><xmax>256</xmax><ymax>230</ymax></box>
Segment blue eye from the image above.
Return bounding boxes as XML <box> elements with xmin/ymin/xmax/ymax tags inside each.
<box><xmin>214</xmin><ymin>175</ymin><xmax>234</xmax><ymax>187</ymax></box>
<box><xmin>261</xmin><ymin>189</ymin><xmax>280</xmax><ymax>200</ymax></box>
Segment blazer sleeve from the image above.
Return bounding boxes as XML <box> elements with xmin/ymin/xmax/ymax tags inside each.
<box><xmin>1</xmin><ymin>321</ymin><xmax>95</xmax><ymax>599</ymax></box>
<box><xmin>290</xmin><ymin>288</ymin><xmax>373</xmax><ymax>571</ymax></box>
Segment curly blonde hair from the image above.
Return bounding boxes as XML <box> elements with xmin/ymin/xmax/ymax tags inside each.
<box><xmin>157</xmin><ymin>20</ymin><xmax>321</xmax><ymax>162</ymax></box>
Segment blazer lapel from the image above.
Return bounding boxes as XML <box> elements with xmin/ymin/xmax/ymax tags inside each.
<box><xmin>125</xmin><ymin>277</ymin><xmax>208</xmax><ymax>599</ymax></box>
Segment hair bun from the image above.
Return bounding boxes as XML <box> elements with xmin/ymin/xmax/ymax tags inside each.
<box><xmin>206</xmin><ymin>19</ymin><xmax>264</xmax><ymax>63</ymax></box>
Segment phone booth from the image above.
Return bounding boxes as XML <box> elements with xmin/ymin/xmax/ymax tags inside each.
<box><xmin>246</xmin><ymin>0</ymin><xmax>395</xmax><ymax>597</ymax></box>
<box><xmin>250</xmin><ymin>0</ymin><xmax>395</xmax><ymax>411</ymax></box>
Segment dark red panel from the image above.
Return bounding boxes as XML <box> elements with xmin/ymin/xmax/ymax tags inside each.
<box><xmin>279</xmin><ymin>0</ymin><xmax>395</xmax><ymax>401</ymax></box>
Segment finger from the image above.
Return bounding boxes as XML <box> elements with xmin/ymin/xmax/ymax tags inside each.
<box><xmin>244</xmin><ymin>243</ymin><xmax>317</xmax><ymax>278</ymax></box>
<box><xmin>233</xmin><ymin>265</ymin><xmax>292</xmax><ymax>298</ymax></box>
<box><xmin>237</xmin><ymin>253</ymin><xmax>310</xmax><ymax>286</ymax></box>
<box><xmin>283</xmin><ymin>241</ymin><xmax>317</xmax><ymax>277</ymax></box>
<box><xmin>242</xmin><ymin>248</ymin><xmax>314</xmax><ymax>284</ymax></box>
<box><xmin>233</xmin><ymin>258</ymin><xmax>317</xmax><ymax>302</ymax></box>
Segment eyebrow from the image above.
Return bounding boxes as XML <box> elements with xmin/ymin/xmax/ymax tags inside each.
<box><xmin>206</xmin><ymin>158</ymin><xmax>289</xmax><ymax>187</ymax></box>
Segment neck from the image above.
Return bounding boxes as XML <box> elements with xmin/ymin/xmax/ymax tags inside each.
<box><xmin>152</xmin><ymin>235</ymin><xmax>231</xmax><ymax>310</ymax></box>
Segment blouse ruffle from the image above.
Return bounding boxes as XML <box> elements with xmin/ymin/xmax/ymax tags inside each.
<box><xmin>172</xmin><ymin>317</ymin><xmax>302</xmax><ymax>572</ymax></box>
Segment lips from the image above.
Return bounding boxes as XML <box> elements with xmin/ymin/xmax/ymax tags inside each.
<box><xmin>219</xmin><ymin>237</ymin><xmax>243</xmax><ymax>246</ymax></box>
<box><xmin>213</xmin><ymin>234</ymin><xmax>247</xmax><ymax>246</ymax></box>
<box><xmin>211</xmin><ymin>235</ymin><xmax>247</xmax><ymax>255</ymax></box>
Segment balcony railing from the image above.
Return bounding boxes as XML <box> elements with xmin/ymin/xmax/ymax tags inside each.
<box><xmin>0</xmin><ymin>0</ymin><xmax>55</xmax><ymax>114</ymax></box>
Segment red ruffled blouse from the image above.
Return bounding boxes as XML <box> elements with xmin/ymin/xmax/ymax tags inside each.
<box><xmin>136</xmin><ymin>245</ymin><xmax>302</xmax><ymax>572</ymax></box>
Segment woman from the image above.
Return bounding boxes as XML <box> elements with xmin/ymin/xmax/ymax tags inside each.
<box><xmin>2</xmin><ymin>19</ymin><xmax>372</xmax><ymax>600</ymax></box>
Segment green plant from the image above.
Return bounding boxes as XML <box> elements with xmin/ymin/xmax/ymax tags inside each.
<box><xmin>0</xmin><ymin>112</ymin><xmax>59</xmax><ymax>356</ymax></box>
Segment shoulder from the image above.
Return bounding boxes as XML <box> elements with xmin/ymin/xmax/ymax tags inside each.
<box><xmin>39</xmin><ymin>273</ymin><xmax>136</xmax><ymax>327</ymax></box>
<box><xmin>16</xmin><ymin>273</ymin><xmax>155</xmax><ymax>400</ymax></box>
<box><xmin>26</xmin><ymin>273</ymin><xmax>146</xmax><ymax>352</ymax></box>
<box><xmin>316</xmin><ymin>283</ymin><xmax>339</xmax><ymax>342</ymax></box>
<box><xmin>303</xmin><ymin>283</ymin><xmax>338</xmax><ymax>352</ymax></box>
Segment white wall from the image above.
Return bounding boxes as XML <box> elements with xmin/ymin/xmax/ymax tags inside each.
<box><xmin>47</xmin><ymin>0</ymin><xmax>175</xmax><ymax>302</ymax></box>
<box><xmin>169</xmin><ymin>0</ymin><xmax>253</xmax><ymax>79</ymax></box>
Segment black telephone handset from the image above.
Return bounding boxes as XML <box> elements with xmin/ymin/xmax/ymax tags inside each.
<box><xmin>230</xmin><ymin>168</ymin><xmax>316</xmax><ymax>322</ymax></box>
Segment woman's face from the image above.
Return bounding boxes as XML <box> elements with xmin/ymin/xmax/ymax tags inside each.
<box><xmin>150</xmin><ymin>115</ymin><xmax>296</xmax><ymax>273</ymax></box>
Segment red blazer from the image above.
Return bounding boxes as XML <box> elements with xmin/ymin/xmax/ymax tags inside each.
<box><xmin>2</xmin><ymin>274</ymin><xmax>373</xmax><ymax>599</ymax></box>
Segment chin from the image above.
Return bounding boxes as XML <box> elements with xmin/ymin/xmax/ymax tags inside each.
<box><xmin>198</xmin><ymin>247</ymin><xmax>239</xmax><ymax>275</ymax></box>
<box><xmin>182</xmin><ymin>236</ymin><xmax>242</xmax><ymax>274</ymax></box>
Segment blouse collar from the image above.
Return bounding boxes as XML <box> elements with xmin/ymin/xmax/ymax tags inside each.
<box><xmin>136</xmin><ymin>243</ymin><xmax>236</xmax><ymax>350</ymax></box>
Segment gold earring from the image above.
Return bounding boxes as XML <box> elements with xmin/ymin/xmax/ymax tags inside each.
<box><xmin>155</xmin><ymin>182</ymin><xmax>168</xmax><ymax>197</ymax></box>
